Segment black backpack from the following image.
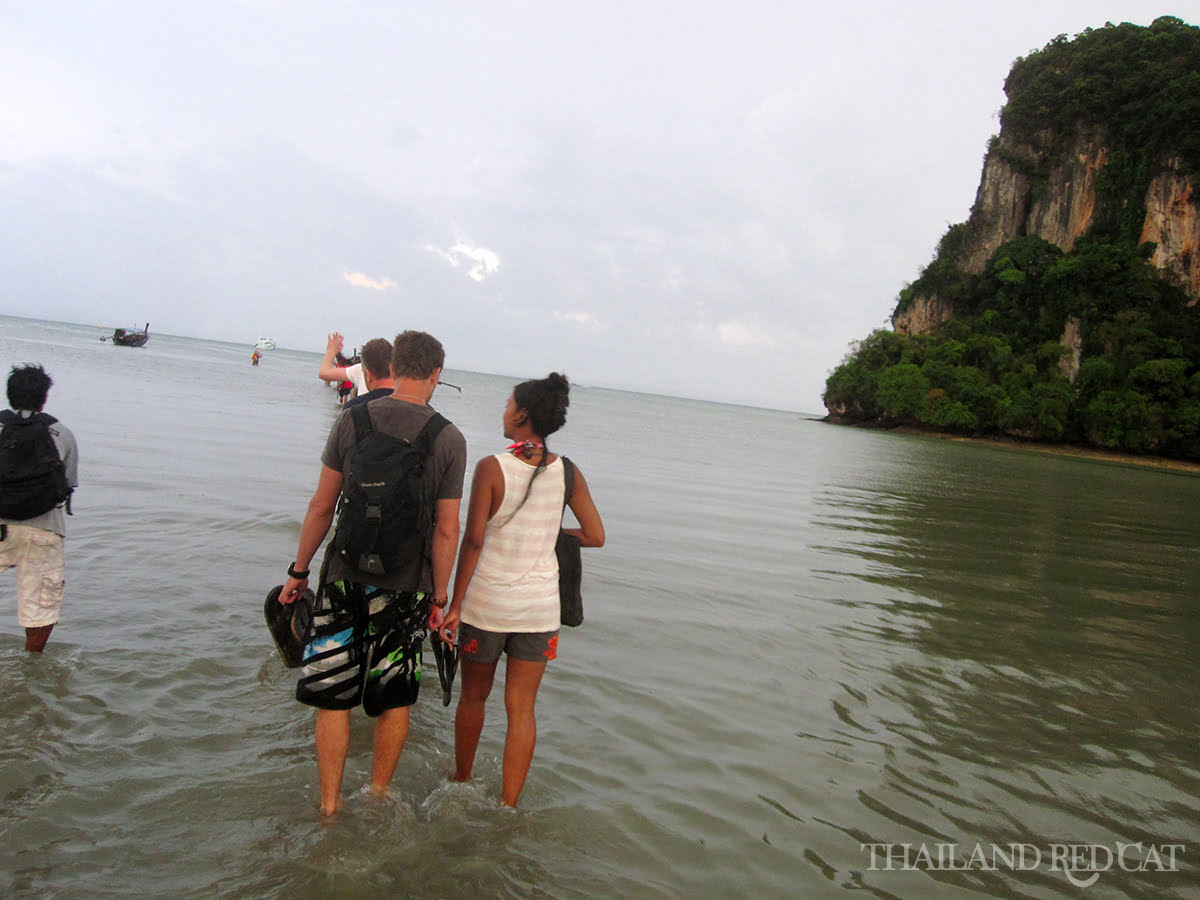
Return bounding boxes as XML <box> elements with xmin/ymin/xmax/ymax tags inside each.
<box><xmin>331</xmin><ymin>404</ymin><xmax>449</xmax><ymax>577</ymax></box>
<box><xmin>0</xmin><ymin>411</ymin><xmax>72</xmax><ymax>520</ymax></box>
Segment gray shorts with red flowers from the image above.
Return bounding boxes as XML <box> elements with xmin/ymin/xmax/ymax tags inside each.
<box><xmin>457</xmin><ymin>622</ymin><xmax>558</xmax><ymax>664</ymax></box>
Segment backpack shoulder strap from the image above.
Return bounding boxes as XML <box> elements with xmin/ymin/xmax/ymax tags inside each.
<box><xmin>349</xmin><ymin>402</ymin><xmax>372</xmax><ymax>442</ymax></box>
<box><xmin>561</xmin><ymin>456</ymin><xmax>575</xmax><ymax>510</ymax></box>
<box><xmin>413</xmin><ymin>412</ymin><xmax>450</xmax><ymax>453</ymax></box>
<box><xmin>411</xmin><ymin>413</ymin><xmax>451</xmax><ymax>545</ymax></box>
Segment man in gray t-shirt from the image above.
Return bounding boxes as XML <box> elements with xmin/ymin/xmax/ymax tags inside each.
<box><xmin>277</xmin><ymin>330</ymin><xmax>466</xmax><ymax>816</ymax></box>
<box><xmin>318</xmin><ymin>397</ymin><xmax>465</xmax><ymax>593</ymax></box>
<box><xmin>0</xmin><ymin>364</ymin><xmax>79</xmax><ymax>653</ymax></box>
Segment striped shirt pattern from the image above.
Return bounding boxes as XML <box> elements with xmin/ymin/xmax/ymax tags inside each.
<box><xmin>461</xmin><ymin>454</ymin><xmax>565</xmax><ymax>632</ymax></box>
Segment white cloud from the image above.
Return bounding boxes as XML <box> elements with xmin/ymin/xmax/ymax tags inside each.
<box><xmin>343</xmin><ymin>271</ymin><xmax>397</xmax><ymax>291</ymax></box>
<box><xmin>554</xmin><ymin>310</ymin><xmax>600</xmax><ymax>326</ymax></box>
<box><xmin>426</xmin><ymin>241</ymin><xmax>501</xmax><ymax>283</ymax></box>
<box><xmin>716</xmin><ymin>319</ymin><xmax>777</xmax><ymax>349</ymax></box>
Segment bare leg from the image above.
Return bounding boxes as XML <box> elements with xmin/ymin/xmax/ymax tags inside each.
<box><xmin>315</xmin><ymin>708</ymin><xmax>350</xmax><ymax>815</ymax></box>
<box><xmin>501</xmin><ymin>657</ymin><xmax>547</xmax><ymax>807</ymax></box>
<box><xmin>24</xmin><ymin>624</ymin><xmax>53</xmax><ymax>653</ymax></box>
<box><xmin>369</xmin><ymin>706</ymin><xmax>410</xmax><ymax>796</ymax></box>
<box><xmin>454</xmin><ymin>657</ymin><xmax>498</xmax><ymax>782</ymax></box>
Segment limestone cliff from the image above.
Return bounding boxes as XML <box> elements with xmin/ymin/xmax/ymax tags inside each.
<box><xmin>826</xmin><ymin>19</ymin><xmax>1200</xmax><ymax>456</ymax></box>
<box><xmin>892</xmin><ymin>292</ymin><xmax>955</xmax><ymax>336</ymax></box>
<box><xmin>1141</xmin><ymin>156</ymin><xmax>1200</xmax><ymax>299</ymax></box>
<box><xmin>959</xmin><ymin>129</ymin><xmax>1109</xmax><ymax>271</ymax></box>
<box><xmin>893</xmin><ymin>132</ymin><xmax>1199</xmax><ymax>335</ymax></box>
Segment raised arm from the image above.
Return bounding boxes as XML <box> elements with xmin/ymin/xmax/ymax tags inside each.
<box><xmin>564</xmin><ymin>463</ymin><xmax>605</xmax><ymax>548</ymax></box>
<box><xmin>317</xmin><ymin>332</ymin><xmax>347</xmax><ymax>383</ymax></box>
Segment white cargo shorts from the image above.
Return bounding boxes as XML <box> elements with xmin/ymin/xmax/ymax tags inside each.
<box><xmin>0</xmin><ymin>524</ymin><xmax>66</xmax><ymax>627</ymax></box>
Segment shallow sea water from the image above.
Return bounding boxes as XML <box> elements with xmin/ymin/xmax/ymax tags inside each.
<box><xmin>0</xmin><ymin>316</ymin><xmax>1198</xmax><ymax>898</ymax></box>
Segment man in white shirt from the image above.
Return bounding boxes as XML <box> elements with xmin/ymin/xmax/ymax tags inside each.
<box><xmin>317</xmin><ymin>331</ymin><xmax>370</xmax><ymax>399</ymax></box>
<box><xmin>0</xmin><ymin>364</ymin><xmax>79</xmax><ymax>652</ymax></box>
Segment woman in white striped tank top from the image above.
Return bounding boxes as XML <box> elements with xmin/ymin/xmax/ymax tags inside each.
<box><xmin>439</xmin><ymin>373</ymin><xmax>605</xmax><ymax>806</ymax></box>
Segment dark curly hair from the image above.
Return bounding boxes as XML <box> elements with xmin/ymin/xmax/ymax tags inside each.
<box><xmin>512</xmin><ymin>372</ymin><xmax>569</xmax><ymax>439</ymax></box>
<box><xmin>7</xmin><ymin>364</ymin><xmax>52</xmax><ymax>411</ymax></box>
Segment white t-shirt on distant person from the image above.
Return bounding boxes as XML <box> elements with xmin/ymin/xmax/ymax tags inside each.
<box><xmin>343</xmin><ymin>363</ymin><xmax>368</xmax><ymax>395</ymax></box>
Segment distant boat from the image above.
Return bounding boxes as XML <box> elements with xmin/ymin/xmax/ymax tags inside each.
<box><xmin>255</xmin><ymin>337</ymin><xmax>276</xmax><ymax>351</ymax></box>
<box><xmin>108</xmin><ymin>323</ymin><xmax>150</xmax><ymax>347</ymax></box>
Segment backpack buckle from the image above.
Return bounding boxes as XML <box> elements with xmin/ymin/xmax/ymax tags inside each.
<box><xmin>358</xmin><ymin>552</ymin><xmax>386</xmax><ymax>576</ymax></box>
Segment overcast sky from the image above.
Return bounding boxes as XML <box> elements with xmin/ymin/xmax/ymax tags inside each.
<box><xmin>0</xmin><ymin>2</ymin><xmax>1181</xmax><ymax>411</ymax></box>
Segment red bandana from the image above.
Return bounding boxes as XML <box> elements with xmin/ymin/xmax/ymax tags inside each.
<box><xmin>507</xmin><ymin>440</ymin><xmax>544</xmax><ymax>459</ymax></box>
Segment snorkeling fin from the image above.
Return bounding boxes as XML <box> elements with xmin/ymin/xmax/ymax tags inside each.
<box><xmin>430</xmin><ymin>635</ymin><xmax>458</xmax><ymax>707</ymax></box>
<box><xmin>264</xmin><ymin>585</ymin><xmax>315</xmax><ymax>668</ymax></box>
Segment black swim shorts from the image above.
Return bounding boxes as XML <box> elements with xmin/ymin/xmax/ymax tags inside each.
<box><xmin>295</xmin><ymin>579</ymin><xmax>429</xmax><ymax>716</ymax></box>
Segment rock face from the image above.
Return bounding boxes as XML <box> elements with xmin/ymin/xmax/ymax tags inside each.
<box><xmin>1058</xmin><ymin>316</ymin><xmax>1083</xmax><ymax>382</ymax></box>
<box><xmin>1142</xmin><ymin>157</ymin><xmax>1200</xmax><ymax>302</ymax></box>
<box><xmin>893</xmin><ymin>292</ymin><xmax>956</xmax><ymax>336</ymax></box>
<box><xmin>958</xmin><ymin>129</ymin><xmax>1110</xmax><ymax>273</ymax></box>
<box><xmin>893</xmin><ymin>129</ymin><xmax>1199</xmax><ymax>333</ymax></box>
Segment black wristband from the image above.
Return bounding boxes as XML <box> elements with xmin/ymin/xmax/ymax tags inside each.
<box><xmin>287</xmin><ymin>562</ymin><xmax>311</xmax><ymax>579</ymax></box>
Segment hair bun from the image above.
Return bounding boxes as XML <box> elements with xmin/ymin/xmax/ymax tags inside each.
<box><xmin>513</xmin><ymin>373</ymin><xmax>570</xmax><ymax>437</ymax></box>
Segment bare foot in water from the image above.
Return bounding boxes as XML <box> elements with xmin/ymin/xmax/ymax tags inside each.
<box><xmin>319</xmin><ymin>799</ymin><xmax>343</xmax><ymax>817</ymax></box>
